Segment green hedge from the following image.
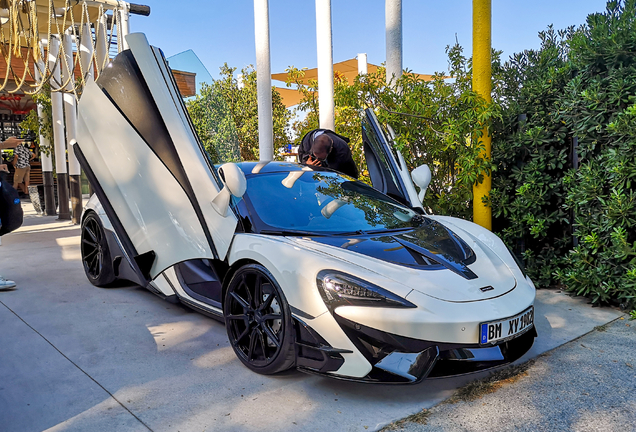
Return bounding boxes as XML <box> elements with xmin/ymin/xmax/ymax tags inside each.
<box><xmin>491</xmin><ymin>27</ymin><xmax>574</xmax><ymax>288</ymax></box>
<box><xmin>493</xmin><ymin>0</ymin><xmax>636</xmax><ymax>309</ymax></box>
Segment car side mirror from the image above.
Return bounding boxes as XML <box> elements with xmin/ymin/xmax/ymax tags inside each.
<box><xmin>211</xmin><ymin>163</ymin><xmax>247</xmax><ymax>217</ymax></box>
<box><xmin>411</xmin><ymin>164</ymin><xmax>431</xmax><ymax>203</ymax></box>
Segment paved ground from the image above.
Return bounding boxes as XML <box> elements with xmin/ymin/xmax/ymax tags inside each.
<box><xmin>388</xmin><ymin>318</ymin><xmax>636</xmax><ymax>432</ymax></box>
<box><xmin>0</xmin><ymin>205</ymin><xmax>627</xmax><ymax>432</ymax></box>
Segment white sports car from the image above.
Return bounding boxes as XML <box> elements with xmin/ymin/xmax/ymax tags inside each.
<box><xmin>76</xmin><ymin>34</ymin><xmax>536</xmax><ymax>384</ymax></box>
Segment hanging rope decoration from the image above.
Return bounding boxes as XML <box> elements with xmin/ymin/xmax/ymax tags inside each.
<box><xmin>0</xmin><ymin>0</ymin><xmax>122</xmax><ymax>96</ymax></box>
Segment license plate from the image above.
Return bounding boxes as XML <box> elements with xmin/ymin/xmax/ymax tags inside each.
<box><xmin>480</xmin><ymin>306</ymin><xmax>534</xmax><ymax>345</ymax></box>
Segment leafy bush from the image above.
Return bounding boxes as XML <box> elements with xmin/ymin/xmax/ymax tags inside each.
<box><xmin>492</xmin><ymin>0</ymin><xmax>636</xmax><ymax>308</ymax></box>
<box><xmin>490</xmin><ymin>27</ymin><xmax>575</xmax><ymax>287</ymax></box>
<box><xmin>187</xmin><ymin>64</ymin><xmax>291</xmax><ymax>163</ymax></box>
<box><xmin>556</xmin><ymin>0</ymin><xmax>636</xmax><ymax>308</ymax></box>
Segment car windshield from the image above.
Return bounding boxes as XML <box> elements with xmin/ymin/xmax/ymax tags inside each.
<box><xmin>244</xmin><ymin>170</ymin><xmax>419</xmax><ymax>234</ymax></box>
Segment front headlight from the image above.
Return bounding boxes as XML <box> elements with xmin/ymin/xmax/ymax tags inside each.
<box><xmin>316</xmin><ymin>270</ymin><xmax>416</xmax><ymax>312</ymax></box>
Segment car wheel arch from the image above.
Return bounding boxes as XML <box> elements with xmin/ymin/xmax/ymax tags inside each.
<box><xmin>81</xmin><ymin>208</ymin><xmax>97</xmax><ymax>225</ymax></box>
<box><xmin>221</xmin><ymin>258</ymin><xmax>262</xmax><ymax>309</ymax></box>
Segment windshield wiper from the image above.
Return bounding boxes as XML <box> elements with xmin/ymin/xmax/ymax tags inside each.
<box><xmin>259</xmin><ymin>229</ymin><xmax>326</xmax><ymax>237</ymax></box>
<box><xmin>363</xmin><ymin>227</ymin><xmax>414</xmax><ymax>235</ymax></box>
<box><xmin>332</xmin><ymin>230</ymin><xmax>367</xmax><ymax>236</ymax></box>
<box><xmin>332</xmin><ymin>228</ymin><xmax>412</xmax><ymax>236</ymax></box>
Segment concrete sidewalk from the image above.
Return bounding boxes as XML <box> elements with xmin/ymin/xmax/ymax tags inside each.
<box><xmin>0</xmin><ymin>206</ymin><xmax>626</xmax><ymax>432</ymax></box>
<box><xmin>387</xmin><ymin>318</ymin><xmax>635</xmax><ymax>432</ymax></box>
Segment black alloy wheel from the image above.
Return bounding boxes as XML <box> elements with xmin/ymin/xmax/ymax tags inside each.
<box><xmin>81</xmin><ymin>212</ymin><xmax>116</xmax><ymax>287</ymax></box>
<box><xmin>224</xmin><ymin>264</ymin><xmax>295</xmax><ymax>374</ymax></box>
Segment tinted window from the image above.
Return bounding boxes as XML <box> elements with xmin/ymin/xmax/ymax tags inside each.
<box><xmin>244</xmin><ymin>171</ymin><xmax>418</xmax><ymax>233</ymax></box>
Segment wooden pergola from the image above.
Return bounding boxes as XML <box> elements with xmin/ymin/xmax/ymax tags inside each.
<box><xmin>0</xmin><ymin>1</ymin><xmax>151</xmax><ymax>223</ymax></box>
<box><xmin>0</xmin><ymin>1</ymin><xmax>194</xmax><ymax>224</ymax></box>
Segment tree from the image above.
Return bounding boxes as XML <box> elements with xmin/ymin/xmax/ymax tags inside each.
<box><xmin>287</xmin><ymin>44</ymin><xmax>499</xmax><ymax>220</ymax></box>
<box><xmin>187</xmin><ymin>64</ymin><xmax>291</xmax><ymax>163</ymax></box>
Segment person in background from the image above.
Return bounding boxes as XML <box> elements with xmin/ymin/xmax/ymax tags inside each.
<box><xmin>0</xmin><ymin>162</ymin><xmax>16</xmax><ymax>291</ymax></box>
<box><xmin>298</xmin><ymin>129</ymin><xmax>359</xmax><ymax>179</ymax></box>
<box><xmin>12</xmin><ymin>139</ymin><xmax>33</xmax><ymax>196</ymax></box>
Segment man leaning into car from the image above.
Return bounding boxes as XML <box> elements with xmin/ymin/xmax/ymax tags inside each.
<box><xmin>298</xmin><ymin>129</ymin><xmax>359</xmax><ymax>179</ymax></box>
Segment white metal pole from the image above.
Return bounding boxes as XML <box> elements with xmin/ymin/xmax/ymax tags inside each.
<box><xmin>49</xmin><ymin>35</ymin><xmax>71</xmax><ymax>219</ymax></box>
<box><xmin>79</xmin><ymin>23</ymin><xmax>95</xmax><ymax>85</ymax></box>
<box><xmin>49</xmin><ymin>36</ymin><xmax>66</xmax><ymax>176</ymax></box>
<box><xmin>118</xmin><ymin>1</ymin><xmax>130</xmax><ymax>51</ymax></box>
<box><xmin>35</xmin><ymin>46</ymin><xmax>56</xmax><ymax>215</ymax></box>
<box><xmin>386</xmin><ymin>0</ymin><xmax>403</xmax><ymax>85</ymax></box>
<box><xmin>63</xmin><ymin>31</ymin><xmax>83</xmax><ymax>223</ymax></box>
<box><xmin>95</xmin><ymin>13</ymin><xmax>109</xmax><ymax>74</ymax></box>
<box><xmin>315</xmin><ymin>0</ymin><xmax>335</xmax><ymax>131</ymax></box>
<box><xmin>62</xmin><ymin>32</ymin><xmax>80</xmax><ymax>177</ymax></box>
<box><xmin>253</xmin><ymin>0</ymin><xmax>273</xmax><ymax>161</ymax></box>
<box><xmin>357</xmin><ymin>53</ymin><xmax>368</xmax><ymax>75</ymax></box>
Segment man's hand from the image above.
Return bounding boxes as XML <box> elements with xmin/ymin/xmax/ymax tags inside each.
<box><xmin>305</xmin><ymin>156</ymin><xmax>323</xmax><ymax>167</ymax></box>
<box><xmin>0</xmin><ymin>163</ymin><xmax>8</xmax><ymax>173</ymax></box>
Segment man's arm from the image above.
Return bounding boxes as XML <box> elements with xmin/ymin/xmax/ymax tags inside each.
<box><xmin>297</xmin><ymin>130</ymin><xmax>317</xmax><ymax>165</ymax></box>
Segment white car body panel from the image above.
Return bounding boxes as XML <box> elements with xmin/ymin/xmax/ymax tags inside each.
<box><xmin>127</xmin><ymin>34</ymin><xmax>238</xmax><ymax>260</ymax></box>
<box><xmin>299</xmin><ymin>312</ymin><xmax>373</xmax><ymax>378</ymax></box>
<box><xmin>227</xmin><ymin>234</ymin><xmax>332</xmax><ymax>319</ymax></box>
<box><xmin>337</xmin><ymin>287</ymin><xmax>535</xmax><ymax>344</ymax></box>
<box><xmin>286</xmin><ymin>234</ymin><xmax>517</xmax><ymax>303</ymax></box>
<box><xmin>78</xmin><ymin>80</ymin><xmax>215</xmax><ymax>279</ymax></box>
<box><xmin>429</xmin><ymin>215</ymin><xmax>526</xmax><ymax>278</ymax></box>
<box><xmin>86</xmin><ymin>194</ymin><xmax>110</xmax><ymax>229</ymax></box>
<box><xmin>149</xmin><ymin>271</ymin><xmax>178</xmax><ymax>297</ymax></box>
<box><xmin>77</xmin><ymin>33</ymin><xmax>238</xmax><ymax>280</ymax></box>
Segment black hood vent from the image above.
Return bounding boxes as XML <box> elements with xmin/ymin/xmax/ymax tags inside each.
<box><xmin>307</xmin><ymin>219</ymin><xmax>478</xmax><ymax>280</ymax></box>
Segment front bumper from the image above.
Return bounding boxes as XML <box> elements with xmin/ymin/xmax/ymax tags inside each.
<box><xmin>296</xmin><ymin>314</ymin><xmax>536</xmax><ymax>384</ymax></box>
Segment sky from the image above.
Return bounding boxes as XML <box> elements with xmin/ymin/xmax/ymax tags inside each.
<box><xmin>130</xmin><ymin>0</ymin><xmax>609</xmax><ymax>83</ymax></box>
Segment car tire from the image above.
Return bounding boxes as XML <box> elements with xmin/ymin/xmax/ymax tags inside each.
<box><xmin>81</xmin><ymin>212</ymin><xmax>117</xmax><ymax>287</ymax></box>
<box><xmin>224</xmin><ymin>263</ymin><xmax>296</xmax><ymax>375</ymax></box>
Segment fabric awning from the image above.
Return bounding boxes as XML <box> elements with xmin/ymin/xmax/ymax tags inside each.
<box><xmin>272</xmin><ymin>58</ymin><xmax>437</xmax><ymax>86</ymax></box>
<box><xmin>272</xmin><ymin>58</ymin><xmax>439</xmax><ymax>107</ymax></box>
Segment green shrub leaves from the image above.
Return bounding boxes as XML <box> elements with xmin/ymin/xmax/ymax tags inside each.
<box><xmin>494</xmin><ymin>0</ymin><xmax>636</xmax><ymax>309</ymax></box>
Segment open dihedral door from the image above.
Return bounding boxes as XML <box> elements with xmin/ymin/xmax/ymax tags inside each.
<box><xmin>75</xmin><ymin>33</ymin><xmax>237</xmax><ymax>284</ymax></box>
<box><xmin>362</xmin><ymin>108</ymin><xmax>423</xmax><ymax>211</ymax></box>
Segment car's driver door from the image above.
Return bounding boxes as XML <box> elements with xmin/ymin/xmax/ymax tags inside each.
<box><xmin>362</xmin><ymin>108</ymin><xmax>424</xmax><ymax>211</ymax></box>
<box><xmin>76</xmin><ymin>33</ymin><xmax>237</xmax><ymax>285</ymax></box>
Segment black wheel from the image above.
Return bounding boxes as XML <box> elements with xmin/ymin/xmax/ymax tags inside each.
<box><xmin>224</xmin><ymin>264</ymin><xmax>295</xmax><ymax>374</ymax></box>
<box><xmin>81</xmin><ymin>212</ymin><xmax>116</xmax><ymax>287</ymax></box>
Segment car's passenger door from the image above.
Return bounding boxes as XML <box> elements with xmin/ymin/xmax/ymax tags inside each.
<box><xmin>362</xmin><ymin>108</ymin><xmax>424</xmax><ymax>211</ymax></box>
<box><xmin>76</xmin><ymin>33</ymin><xmax>237</xmax><ymax>284</ymax></box>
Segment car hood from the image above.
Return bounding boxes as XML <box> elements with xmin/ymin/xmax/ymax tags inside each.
<box><xmin>288</xmin><ymin>224</ymin><xmax>517</xmax><ymax>302</ymax></box>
